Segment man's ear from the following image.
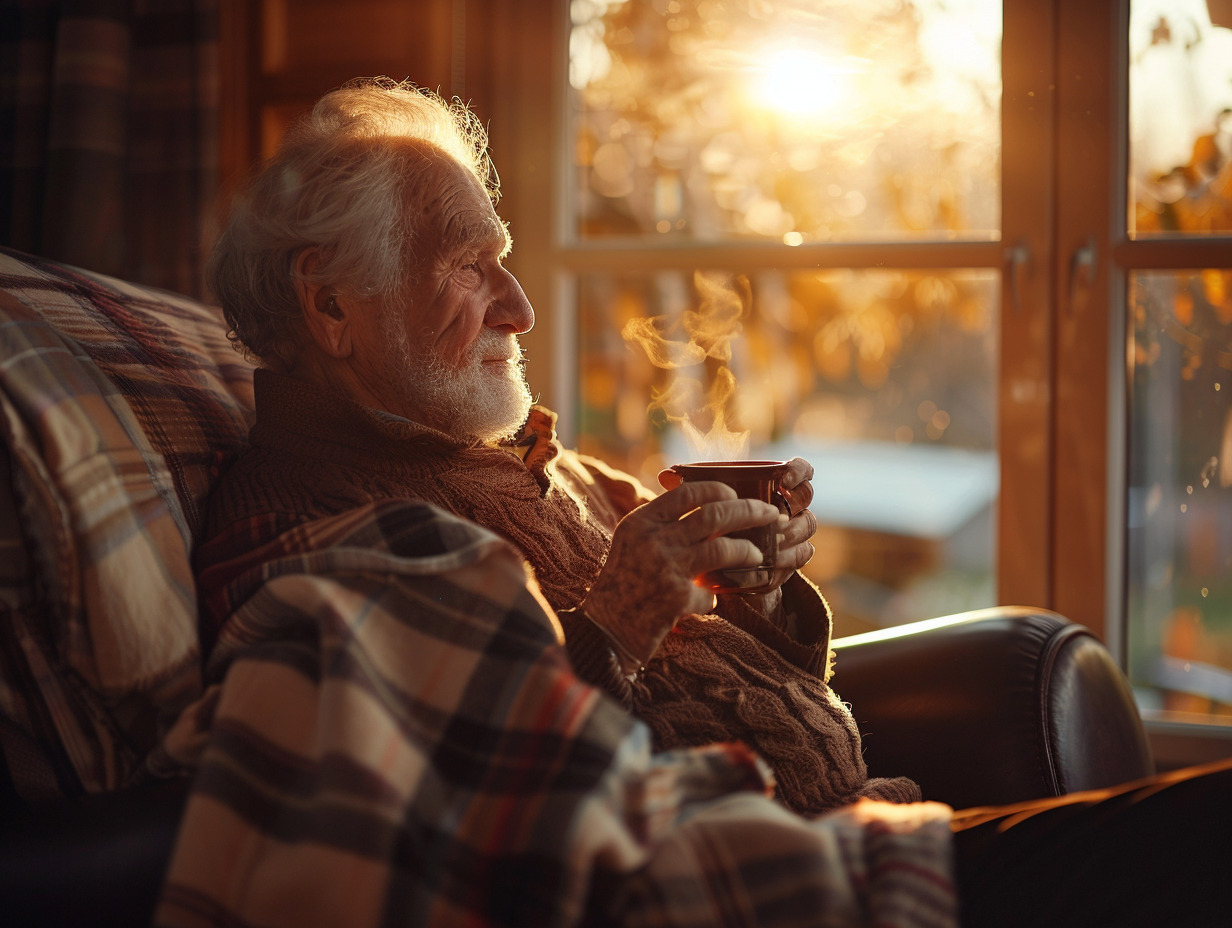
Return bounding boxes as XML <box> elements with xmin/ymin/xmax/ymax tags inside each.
<box><xmin>293</xmin><ymin>249</ymin><xmax>352</xmax><ymax>359</ymax></box>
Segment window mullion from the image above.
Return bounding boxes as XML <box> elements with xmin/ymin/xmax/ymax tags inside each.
<box><xmin>999</xmin><ymin>0</ymin><xmax>1059</xmax><ymax>611</ymax></box>
<box><xmin>1050</xmin><ymin>0</ymin><xmax>1125</xmax><ymax>643</ymax></box>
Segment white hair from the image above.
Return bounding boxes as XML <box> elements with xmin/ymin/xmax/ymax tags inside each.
<box><xmin>206</xmin><ymin>77</ymin><xmax>497</xmax><ymax>367</ymax></box>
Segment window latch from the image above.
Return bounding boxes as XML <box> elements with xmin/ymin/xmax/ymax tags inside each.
<box><xmin>1005</xmin><ymin>240</ymin><xmax>1031</xmax><ymax>315</ymax></box>
<box><xmin>1068</xmin><ymin>239</ymin><xmax>1098</xmax><ymax>317</ymax></box>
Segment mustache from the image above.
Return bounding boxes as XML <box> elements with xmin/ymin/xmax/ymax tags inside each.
<box><xmin>470</xmin><ymin>329</ymin><xmax>524</xmax><ymax>364</ymax></box>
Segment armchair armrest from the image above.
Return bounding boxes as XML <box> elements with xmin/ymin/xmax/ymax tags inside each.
<box><xmin>831</xmin><ymin>606</ymin><xmax>1155</xmax><ymax>809</ymax></box>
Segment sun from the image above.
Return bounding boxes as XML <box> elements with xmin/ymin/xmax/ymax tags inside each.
<box><xmin>755</xmin><ymin>47</ymin><xmax>847</xmax><ymax>119</ymax></box>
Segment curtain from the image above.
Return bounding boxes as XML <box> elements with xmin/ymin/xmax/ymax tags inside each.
<box><xmin>0</xmin><ymin>0</ymin><xmax>219</xmax><ymax>298</ymax></box>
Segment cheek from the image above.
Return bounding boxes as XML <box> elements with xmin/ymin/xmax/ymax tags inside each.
<box><xmin>429</xmin><ymin>297</ymin><xmax>488</xmax><ymax>365</ymax></box>
<box><xmin>355</xmin><ymin>306</ymin><xmax>402</xmax><ymax>362</ymax></box>
<box><xmin>438</xmin><ymin>329</ymin><xmax>482</xmax><ymax>365</ymax></box>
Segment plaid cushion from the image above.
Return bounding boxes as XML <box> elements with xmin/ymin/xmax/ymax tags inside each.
<box><xmin>0</xmin><ymin>246</ymin><xmax>253</xmax><ymax>796</ymax></box>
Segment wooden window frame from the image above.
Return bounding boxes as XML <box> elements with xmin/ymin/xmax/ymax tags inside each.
<box><xmin>219</xmin><ymin>0</ymin><xmax>1232</xmax><ymax>763</ymax></box>
<box><xmin>500</xmin><ymin>0</ymin><xmax>1054</xmax><ymax>614</ymax></box>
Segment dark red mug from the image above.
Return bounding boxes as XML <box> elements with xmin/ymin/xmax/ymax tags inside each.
<box><xmin>659</xmin><ymin>460</ymin><xmax>798</xmax><ymax>594</ymax></box>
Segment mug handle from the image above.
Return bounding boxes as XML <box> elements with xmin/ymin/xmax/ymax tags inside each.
<box><xmin>776</xmin><ymin>465</ymin><xmax>813</xmax><ymax>518</ymax></box>
<box><xmin>657</xmin><ymin>467</ymin><xmax>683</xmax><ymax>491</ymax></box>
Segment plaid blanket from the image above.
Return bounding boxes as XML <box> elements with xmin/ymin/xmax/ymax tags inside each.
<box><xmin>156</xmin><ymin>500</ymin><xmax>956</xmax><ymax>927</ymax></box>
<box><xmin>1</xmin><ymin>246</ymin><xmax>955</xmax><ymax>924</ymax></box>
<box><xmin>0</xmin><ymin>247</ymin><xmax>251</xmax><ymax>796</ymax></box>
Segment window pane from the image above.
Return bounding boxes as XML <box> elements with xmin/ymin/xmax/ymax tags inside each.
<box><xmin>1128</xmin><ymin>1</ymin><xmax>1232</xmax><ymax>236</ymax></box>
<box><xmin>1127</xmin><ymin>270</ymin><xmax>1232</xmax><ymax>722</ymax></box>
<box><xmin>575</xmin><ymin>268</ymin><xmax>999</xmax><ymax>635</ymax></box>
<box><xmin>568</xmin><ymin>0</ymin><xmax>1001</xmax><ymax>243</ymax></box>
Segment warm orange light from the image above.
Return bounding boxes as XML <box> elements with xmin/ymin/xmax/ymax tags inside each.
<box><xmin>755</xmin><ymin>48</ymin><xmax>847</xmax><ymax>119</ymax></box>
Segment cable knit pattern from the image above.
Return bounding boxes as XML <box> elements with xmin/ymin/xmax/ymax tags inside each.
<box><xmin>199</xmin><ymin>369</ymin><xmax>920</xmax><ymax>816</ymax></box>
<box><xmin>631</xmin><ymin>615</ymin><xmax>919</xmax><ymax>815</ymax></box>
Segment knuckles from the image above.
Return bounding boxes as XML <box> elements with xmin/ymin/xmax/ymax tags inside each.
<box><xmin>781</xmin><ymin>457</ymin><xmax>815</xmax><ymax>486</ymax></box>
<box><xmin>777</xmin><ymin>539</ymin><xmax>815</xmax><ymax>570</ymax></box>
<box><xmin>784</xmin><ymin>508</ymin><xmax>818</xmax><ymax>544</ymax></box>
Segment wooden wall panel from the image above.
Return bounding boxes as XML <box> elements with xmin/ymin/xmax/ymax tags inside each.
<box><xmin>220</xmin><ymin>0</ymin><xmax>472</xmax><ymax>183</ymax></box>
<box><xmin>262</xmin><ymin>0</ymin><xmax>452</xmax><ymax>84</ymax></box>
<box><xmin>259</xmin><ymin>102</ymin><xmax>310</xmax><ymax>159</ymax></box>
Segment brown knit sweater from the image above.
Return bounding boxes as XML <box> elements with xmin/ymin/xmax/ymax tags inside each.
<box><xmin>200</xmin><ymin>369</ymin><xmax>919</xmax><ymax>815</ymax></box>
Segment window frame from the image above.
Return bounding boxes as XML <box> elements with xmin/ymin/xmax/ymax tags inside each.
<box><xmin>1066</xmin><ymin>0</ymin><xmax>1232</xmax><ymax>762</ymax></box>
<box><xmin>487</xmin><ymin>0</ymin><xmax>1232</xmax><ymax>762</ymax></box>
<box><xmin>500</xmin><ymin>0</ymin><xmax>1046</xmax><ymax>613</ymax></box>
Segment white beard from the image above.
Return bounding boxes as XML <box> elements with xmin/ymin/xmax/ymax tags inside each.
<box><xmin>380</xmin><ymin>315</ymin><xmax>533</xmax><ymax>443</ymax></box>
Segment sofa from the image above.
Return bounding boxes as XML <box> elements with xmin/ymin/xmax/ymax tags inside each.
<box><xmin>0</xmin><ymin>246</ymin><xmax>1154</xmax><ymax>925</ymax></box>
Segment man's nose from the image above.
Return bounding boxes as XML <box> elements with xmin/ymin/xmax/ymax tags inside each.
<box><xmin>485</xmin><ymin>269</ymin><xmax>535</xmax><ymax>335</ymax></box>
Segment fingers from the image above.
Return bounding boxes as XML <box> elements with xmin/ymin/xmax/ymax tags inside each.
<box><xmin>779</xmin><ymin>508</ymin><xmax>818</xmax><ymax>548</ymax></box>
<box><xmin>643</xmin><ymin>480</ymin><xmax>738</xmax><ymax>520</ymax></box>
<box><xmin>774</xmin><ymin>508</ymin><xmax>817</xmax><ymax>571</ymax></box>
<box><xmin>775</xmin><ymin>537</ymin><xmax>816</xmax><ymax>571</ymax></box>
<box><xmin>777</xmin><ymin>458</ymin><xmax>815</xmax><ymax>518</ymax></box>
<box><xmin>687</xmin><ymin>535</ymin><xmax>765</xmax><ymax>577</ymax></box>
<box><xmin>780</xmin><ymin>480</ymin><xmax>814</xmax><ymax>516</ymax></box>
<box><xmin>677</xmin><ymin>496</ymin><xmax>780</xmax><ymax>541</ymax></box>
<box><xmin>779</xmin><ymin>457</ymin><xmax>814</xmax><ymax>489</ymax></box>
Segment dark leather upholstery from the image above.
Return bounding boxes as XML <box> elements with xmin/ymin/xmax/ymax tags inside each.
<box><xmin>0</xmin><ymin>773</ymin><xmax>188</xmax><ymax>926</ymax></box>
<box><xmin>832</xmin><ymin>606</ymin><xmax>1155</xmax><ymax>808</ymax></box>
<box><xmin>0</xmin><ymin>607</ymin><xmax>1152</xmax><ymax>923</ymax></box>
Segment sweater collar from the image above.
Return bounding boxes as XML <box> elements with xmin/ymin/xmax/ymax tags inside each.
<box><xmin>250</xmin><ymin>369</ymin><xmax>561</xmax><ymax>483</ymax></box>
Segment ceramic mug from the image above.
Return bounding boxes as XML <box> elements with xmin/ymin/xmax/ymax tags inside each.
<box><xmin>659</xmin><ymin>459</ymin><xmax>800</xmax><ymax>594</ymax></box>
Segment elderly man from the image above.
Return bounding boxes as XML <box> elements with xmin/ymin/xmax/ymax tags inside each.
<box><xmin>193</xmin><ymin>78</ymin><xmax>915</xmax><ymax>819</ymax></box>
<box><xmin>161</xmin><ymin>79</ymin><xmax>1232</xmax><ymax>928</ymax></box>
<box><xmin>162</xmin><ymin>77</ymin><xmax>946</xmax><ymax>928</ymax></box>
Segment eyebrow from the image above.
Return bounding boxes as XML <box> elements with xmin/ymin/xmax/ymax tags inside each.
<box><xmin>444</xmin><ymin>209</ymin><xmax>511</xmax><ymax>260</ymax></box>
<box><xmin>493</xmin><ymin>218</ymin><xmax>514</xmax><ymax>260</ymax></box>
<box><xmin>464</xmin><ymin>216</ymin><xmax>512</xmax><ymax>261</ymax></box>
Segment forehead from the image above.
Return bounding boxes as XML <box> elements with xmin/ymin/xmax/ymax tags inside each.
<box><xmin>404</xmin><ymin>147</ymin><xmax>509</xmax><ymax>256</ymax></box>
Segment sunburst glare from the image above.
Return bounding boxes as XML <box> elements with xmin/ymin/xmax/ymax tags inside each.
<box><xmin>755</xmin><ymin>47</ymin><xmax>849</xmax><ymax>119</ymax></box>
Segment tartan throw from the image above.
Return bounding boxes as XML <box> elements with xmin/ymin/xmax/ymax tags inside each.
<box><xmin>156</xmin><ymin>500</ymin><xmax>956</xmax><ymax>928</ymax></box>
<box><xmin>1</xmin><ymin>246</ymin><xmax>956</xmax><ymax>924</ymax></box>
<box><xmin>0</xmin><ymin>246</ymin><xmax>252</xmax><ymax>796</ymax></box>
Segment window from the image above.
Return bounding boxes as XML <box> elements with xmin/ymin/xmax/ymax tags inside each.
<box><xmin>559</xmin><ymin>0</ymin><xmax>1005</xmax><ymax>635</ymax></box>
<box><xmin>1124</xmin><ymin>0</ymin><xmax>1232</xmax><ymax>730</ymax></box>
<box><xmin>217</xmin><ymin>0</ymin><xmax>1232</xmax><ymax>756</ymax></box>
<box><xmin>485</xmin><ymin>0</ymin><xmax>1232</xmax><ymax>755</ymax></box>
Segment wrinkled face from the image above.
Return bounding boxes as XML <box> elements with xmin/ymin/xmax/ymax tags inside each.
<box><xmin>372</xmin><ymin>153</ymin><xmax>536</xmax><ymax>442</ymax></box>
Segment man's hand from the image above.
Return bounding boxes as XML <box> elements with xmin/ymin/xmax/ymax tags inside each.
<box><xmin>771</xmin><ymin>456</ymin><xmax>818</xmax><ymax>580</ymax></box>
<box><xmin>656</xmin><ymin>457</ymin><xmax>819</xmax><ymax>620</ymax></box>
<box><xmin>580</xmin><ymin>481</ymin><xmax>781</xmax><ymax>673</ymax></box>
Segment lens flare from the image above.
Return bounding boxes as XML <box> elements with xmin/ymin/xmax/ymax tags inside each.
<box><xmin>756</xmin><ymin>48</ymin><xmax>846</xmax><ymax>119</ymax></box>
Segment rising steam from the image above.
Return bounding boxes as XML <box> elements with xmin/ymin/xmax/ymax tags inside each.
<box><xmin>621</xmin><ymin>271</ymin><xmax>752</xmax><ymax>461</ymax></box>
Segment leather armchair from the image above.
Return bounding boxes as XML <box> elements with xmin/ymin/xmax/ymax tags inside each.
<box><xmin>832</xmin><ymin>606</ymin><xmax>1155</xmax><ymax>809</ymax></box>
<box><xmin>0</xmin><ymin>771</ymin><xmax>187</xmax><ymax>926</ymax></box>
<box><xmin>0</xmin><ymin>607</ymin><xmax>1154</xmax><ymax>926</ymax></box>
<box><xmin>0</xmin><ymin>248</ymin><xmax>1155</xmax><ymax>923</ymax></box>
